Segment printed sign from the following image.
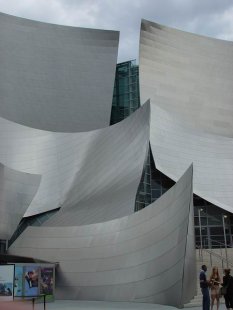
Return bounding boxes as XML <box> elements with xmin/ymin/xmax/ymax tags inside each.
<box><xmin>40</xmin><ymin>267</ymin><xmax>53</xmax><ymax>296</ymax></box>
<box><xmin>14</xmin><ymin>266</ymin><xmax>23</xmax><ymax>297</ymax></box>
<box><xmin>24</xmin><ymin>266</ymin><xmax>39</xmax><ymax>297</ymax></box>
<box><xmin>0</xmin><ymin>265</ymin><xmax>14</xmax><ymax>301</ymax></box>
<box><xmin>12</xmin><ymin>263</ymin><xmax>55</xmax><ymax>301</ymax></box>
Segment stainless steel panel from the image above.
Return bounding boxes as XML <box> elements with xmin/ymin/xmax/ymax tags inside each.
<box><xmin>9</xmin><ymin>165</ymin><xmax>195</xmax><ymax>307</ymax></box>
<box><xmin>0</xmin><ymin>163</ymin><xmax>40</xmax><ymax>239</ymax></box>
<box><xmin>0</xmin><ymin>102</ymin><xmax>150</xmax><ymax>219</ymax></box>
<box><xmin>140</xmin><ymin>19</ymin><xmax>233</xmax><ymax>212</ymax></box>
<box><xmin>140</xmin><ymin>19</ymin><xmax>233</xmax><ymax>137</ymax></box>
<box><xmin>0</xmin><ymin>12</ymin><xmax>119</xmax><ymax>132</ymax></box>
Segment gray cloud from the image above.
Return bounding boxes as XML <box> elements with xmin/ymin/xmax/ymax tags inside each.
<box><xmin>0</xmin><ymin>0</ymin><xmax>233</xmax><ymax>62</ymax></box>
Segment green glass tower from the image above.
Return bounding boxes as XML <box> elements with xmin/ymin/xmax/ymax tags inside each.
<box><xmin>111</xmin><ymin>60</ymin><xmax>140</xmax><ymax>125</ymax></box>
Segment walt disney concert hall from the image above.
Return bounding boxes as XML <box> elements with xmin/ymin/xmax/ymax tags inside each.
<box><xmin>0</xmin><ymin>11</ymin><xmax>233</xmax><ymax>307</ymax></box>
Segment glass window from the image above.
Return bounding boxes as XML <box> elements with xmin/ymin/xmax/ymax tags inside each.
<box><xmin>209</xmin><ymin>227</ymin><xmax>224</xmax><ymax>235</ymax></box>
<box><xmin>208</xmin><ymin>215</ymin><xmax>222</xmax><ymax>225</ymax></box>
<box><xmin>152</xmin><ymin>190</ymin><xmax>162</xmax><ymax>199</ymax></box>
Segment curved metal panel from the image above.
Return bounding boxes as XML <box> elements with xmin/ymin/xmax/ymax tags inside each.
<box><xmin>0</xmin><ymin>102</ymin><xmax>150</xmax><ymax>220</ymax></box>
<box><xmin>0</xmin><ymin>163</ymin><xmax>40</xmax><ymax>239</ymax></box>
<box><xmin>140</xmin><ymin>19</ymin><xmax>233</xmax><ymax>138</ymax></box>
<box><xmin>9</xmin><ymin>165</ymin><xmax>195</xmax><ymax>307</ymax></box>
<box><xmin>0</xmin><ymin>12</ymin><xmax>119</xmax><ymax>132</ymax></box>
<box><xmin>139</xmin><ymin>19</ymin><xmax>233</xmax><ymax>212</ymax></box>
<box><xmin>149</xmin><ymin>105</ymin><xmax>233</xmax><ymax>213</ymax></box>
<box><xmin>44</xmin><ymin>102</ymin><xmax>150</xmax><ymax>226</ymax></box>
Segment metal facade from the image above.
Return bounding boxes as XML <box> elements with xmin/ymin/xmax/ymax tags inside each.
<box><xmin>140</xmin><ymin>19</ymin><xmax>233</xmax><ymax>212</ymax></box>
<box><xmin>0</xmin><ymin>12</ymin><xmax>119</xmax><ymax>132</ymax></box>
<box><xmin>0</xmin><ymin>103</ymin><xmax>149</xmax><ymax>219</ymax></box>
<box><xmin>0</xmin><ymin>13</ymin><xmax>198</xmax><ymax>306</ymax></box>
<box><xmin>0</xmin><ymin>163</ymin><xmax>40</xmax><ymax>239</ymax></box>
<box><xmin>42</xmin><ymin>102</ymin><xmax>150</xmax><ymax>226</ymax></box>
<box><xmin>9</xmin><ymin>165</ymin><xmax>195</xmax><ymax>307</ymax></box>
<box><xmin>140</xmin><ymin>19</ymin><xmax>233</xmax><ymax>137</ymax></box>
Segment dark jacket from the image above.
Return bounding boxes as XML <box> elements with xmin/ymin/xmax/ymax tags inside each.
<box><xmin>200</xmin><ymin>270</ymin><xmax>208</xmax><ymax>289</ymax></box>
<box><xmin>223</xmin><ymin>275</ymin><xmax>233</xmax><ymax>295</ymax></box>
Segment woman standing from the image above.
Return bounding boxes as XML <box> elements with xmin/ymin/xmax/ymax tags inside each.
<box><xmin>209</xmin><ymin>266</ymin><xmax>221</xmax><ymax>310</ymax></box>
<box><xmin>222</xmin><ymin>268</ymin><xmax>233</xmax><ymax>310</ymax></box>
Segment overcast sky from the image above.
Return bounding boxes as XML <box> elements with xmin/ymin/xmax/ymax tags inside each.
<box><xmin>0</xmin><ymin>0</ymin><xmax>233</xmax><ymax>63</ymax></box>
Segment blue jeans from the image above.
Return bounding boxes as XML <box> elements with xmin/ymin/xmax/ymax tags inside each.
<box><xmin>201</xmin><ymin>287</ymin><xmax>210</xmax><ymax>310</ymax></box>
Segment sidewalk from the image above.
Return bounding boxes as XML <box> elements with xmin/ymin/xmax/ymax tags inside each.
<box><xmin>0</xmin><ymin>300</ymin><xmax>227</xmax><ymax>310</ymax></box>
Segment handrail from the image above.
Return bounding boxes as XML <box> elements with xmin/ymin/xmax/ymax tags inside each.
<box><xmin>204</xmin><ymin>248</ymin><xmax>233</xmax><ymax>267</ymax></box>
<box><xmin>196</xmin><ymin>245</ymin><xmax>233</xmax><ymax>268</ymax></box>
<box><xmin>203</xmin><ymin>237</ymin><xmax>233</xmax><ymax>249</ymax></box>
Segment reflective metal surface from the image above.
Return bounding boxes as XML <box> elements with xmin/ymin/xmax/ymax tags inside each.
<box><xmin>0</xmin><ymin>12</ymin><xmax>119</xmax><ymax>132</ymax></box>
<box><xmin>1</xmin><ymin>15</ymin><xmax>198</xmax><ymax>305</ymax></box>
<box><xmin>148</xmin><ymin>105</ymin><xmax>233</xmax><ymax>212</ymax></box>
<box><xmin>140</xmin><ymin>19</ymin><xmax>233</xmax><ymax>137</ymax></box>
<box><xmin>9</xmin><ymin>165</ymin><xmax>195</xmax><ymax>307</ymax></box>
<box><xmin>139</xmin><ymin>19</ymin><xmax>233</xmax><ymax>212</ymax></box>
<box><xmin>0</xmin><ymin>163</ymin><xmax>40</xmax><ymax>239</ymax></box>
<box><xmin>44</xmin><ymin>102</ymin><xmax>150</xmax><ymax>226</ymax></box>
<box><xmin>0</xmin><ymin>103</ymin><xmax>149</xmax><ymax>219</ymax></box>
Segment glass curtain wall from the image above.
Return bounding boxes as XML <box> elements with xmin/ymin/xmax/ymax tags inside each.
<box><xmin>110</xmin><ymin>60</ymin><xmax>140</xmax><ymax>124</ymax></box>
<box><xmin>194</xmin><ymin>195</ymin><xmax>233</xmax><ymax>248</ymax></box>
<box><xmin>135</xmin><ymin>146</ymin><xmax>175</xmax><ymax>211</ymax></box>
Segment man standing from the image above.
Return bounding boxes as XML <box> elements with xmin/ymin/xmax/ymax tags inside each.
<box><xmin>200</xmin><ymin>265</ymin><xmax>210</xmax><ymax>310</ymax></box>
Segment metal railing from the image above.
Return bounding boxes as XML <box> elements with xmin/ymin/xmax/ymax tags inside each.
<box><xmin>196</xmin><ymin>243</ymin><xmax>233</xmax><ymax>269</ymax></box>
<box><xmin>202</xmin><ymin>237</ymin><xmax>233</xmax><ymax>249</ymax></box>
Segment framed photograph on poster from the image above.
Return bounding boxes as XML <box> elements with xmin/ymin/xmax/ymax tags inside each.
<box><xmin>24</xmin><ymin>266</ymin><xmax>39</xmax><ymax>297</ymax></box>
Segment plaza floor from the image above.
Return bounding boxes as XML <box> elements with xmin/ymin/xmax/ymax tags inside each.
<box><xmin>0</xmin><ymin>300</ymin><xmax>227</xmax><ymax>310</ymax></box>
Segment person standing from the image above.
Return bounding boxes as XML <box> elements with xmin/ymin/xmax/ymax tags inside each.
<box><xmin>222</xmin><ymin>268</ymin><xmax>233</xmax><ymax>310</ymax></box>
<box><xmin>200</xmin><ymin>265</ymin><xmax>210</xmax><ymax>310</ymax></box>
<box><xmin>209</xmin><ymin>266</ymin><xmax>221</xmax><ymax>310</ymax></box>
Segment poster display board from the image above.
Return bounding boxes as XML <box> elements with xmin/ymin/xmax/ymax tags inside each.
<box><xmin>13</xmin><ymin>264</ymin><xmax>55</xmax><ymax>302</ymax></box>
<box><xmin>40</xmin><ymin>267</ymin><xmax>54</xmax><ymax>301</ymax></box>
<box><xmin>0</xmin><ymin>265</ymin><xmax>14</xmax><ymax>301</ymax></box>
